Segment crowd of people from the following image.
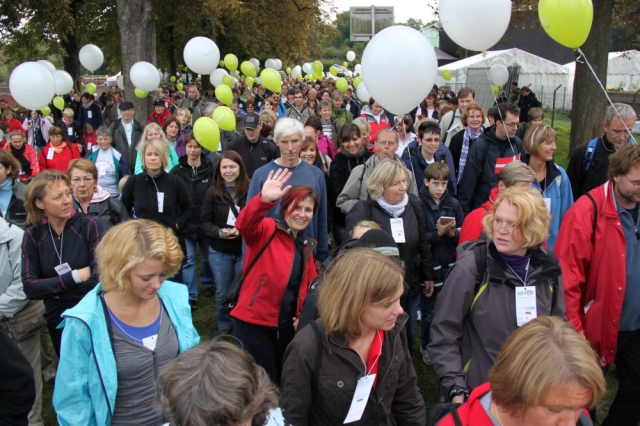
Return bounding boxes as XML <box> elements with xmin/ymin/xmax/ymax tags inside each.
<box><xmin>0</xmin><ymin>74</ymin><xmax>639</xmax><ymax>426</ymax></box>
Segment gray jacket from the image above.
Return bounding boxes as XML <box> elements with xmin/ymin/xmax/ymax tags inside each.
<box><xmin>0</xmin><ymin>217</ymin><xmax>27</xmax><ymax>320</ymax></box>
<box><xmin>284</xmin><ymin>104</ymin><xmax>316</xmax><ymax>123</ymax></box>
<box><xmin>336</xmin><ymin>154</ymin><xmax>418</xmax><ymax>215</ymax></box>
<box><xmin>109</xmin><ymin>119</ymin><xmax>144</xmax><ymax>171</ymax></box>
<box><xmin>428</xmin><ymin>236</ymin><xmax>565</xmax><ymax>393</ymax></box>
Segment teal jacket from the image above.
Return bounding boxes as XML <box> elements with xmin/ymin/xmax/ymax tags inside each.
<box><xmin>134</xmin><ymin>145</ymin><xmax>180</xmax><ymax>175</ymax></box>
<box><xmin>87</xmin><ymin>145</ymin><xmax>130</xmax><ymax>185</ymax></box>
<box><xmin>53</xmin><ymin>281</ymin><xmax>200</xmax><ymax>426</ymax></box>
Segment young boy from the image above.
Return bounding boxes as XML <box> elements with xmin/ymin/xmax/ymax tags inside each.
<box><xmin>331</xmin><ymin>90</ymin><xmax>353</xmax><ymax>131</ymax></box>
<box><xmin>417</xmin><ymin>162</ymin><xmax>464</xmax><ymax>365</ymax></box>
<box><xmin>517</xmin><ymin>107</ymin><xmax>544</xmax><ymax>140</ymax></box>
<box><xmin>318</xmin><ymin>100</ymin><xmax>339</xmax><ymax>143</ymax></box>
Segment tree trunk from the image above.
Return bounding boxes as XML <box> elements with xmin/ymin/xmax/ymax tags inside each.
<box><xmin>568</xmin><ymin>0</ymin><xmax>615</xmax><ymax>156</ymax></box>
<box><xmin>115</xmin><ymin>0</ymin><xmax>156</xmax><ymax>123</ymax></box>
<box><xmin>60</xmin><ymin>34</ymin><xmax>81</xmax><ymax>92</ymax></box>
<box><xmin>167</xmin><ymin>24</ymin><xmax>177</xmax><ymax>78</ymax></box>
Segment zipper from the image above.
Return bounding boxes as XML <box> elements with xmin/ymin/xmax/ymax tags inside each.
<box><xmin>63</xmin><ymin>314</ymin><xmax>113</xmax><ymax>420</ymax></box>
<box><xmin>250</xmin><ymin>279</ymin><xmax>264</xmax><ymax>306</ymax></box>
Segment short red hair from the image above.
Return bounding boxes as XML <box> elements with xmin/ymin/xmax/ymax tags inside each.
<box><xmin>280</xmin><ymin>185</ymin><xmax>318</xmax><ymax>218</ymax></box>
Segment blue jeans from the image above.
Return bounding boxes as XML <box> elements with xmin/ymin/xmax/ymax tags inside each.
<box><xmin>183</xmin><ymin>237</ymin><xmax>215</xmax><ymax>301</ymax></box>
<box><xmin>409</xmin><ymin>292</ymin><xmax>437</xmax><ymax>352</ymax></box>
<box><xmin>209</xmin><ymin>248</ymin><xmax>243</xmax><ymax>331</ymax></box>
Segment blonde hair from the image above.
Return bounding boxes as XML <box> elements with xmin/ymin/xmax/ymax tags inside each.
<box><xmin>352</xmin><ymin>117</ymin><xmax>371</xmax><ymax>136</ymax></box>
<box><xmin>176</xmin><ymin>107</ymin><xmax>192</xmax><ymax>126</ymax></box>
<box><xmin>365</xmin><ymin>160</ymin><xmax>407</xmax><ymax>201</ymax></box>
<box><xmin>490</xmin><ymin>316</ymin><xmax>606</xmax><ymax>416</ymax></box>
<box><xmin>62</xmin><ymin>108</ymin><xmax>75</xmax><ymax>118</ymax></box>
<box><xmin>318</xmin><ymin>248</ymin><xmax>404</xmax><ymax>343</ymax></box>
<box><xmin>96</xmin><ymin>219</ymin><xmax>184</xmax><ymax>293</ymax></box>
<box><xmin>24</xmin><ymin>170</ymin><xmax>70</xmax><ymax>224</ymax></box>
<box><xmin>349</xmin><ymin>220</ymin><xmax>381</xmax><ymax>237</ymax></box>
<box><xmin>141</xmin><ymin>122</ymin><xmax>167</xmax><ymax>144</ymax></box>
<box><xmin>523</xmin><ymin>124</ymin><xmax>557</xmax><ymax>157</ymax></box>
<box><xmin>139</xmin><ymin>138</ymin><xmax>169</xmax><ymax>171</ymax></box>
<box><xmin>482</xmin><ymin>186</ymin><xmax>550</xmax><ymax>249</ymax></box>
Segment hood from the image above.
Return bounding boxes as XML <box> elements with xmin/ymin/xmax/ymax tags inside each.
<box><xmin>0</xmin><ymin>216</ymin><xmax>22</xmax><ymax>244</ymax></box>
<box><xmin>91</xmin><ymin>185</ymin><xmax>112</xmax><ymax>203</ymax></box>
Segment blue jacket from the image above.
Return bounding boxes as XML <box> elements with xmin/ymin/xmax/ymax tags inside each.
<box><xmin>522</xmin><ymin>153</ymin><xmax>573</xmax><ymax>250</ymax></box>
<box><xmin>418</xmin><ymin>186</ymin><xmax>465</xmax><ymax>287</ymax></box>
<box><xmin>78</xmin><ymin>101</ymin><xmax>104</xmax><ymax>131</ymax></box>
<box><xmin>401</xmin><ymin>140</ymin><xmax>456</xmax><ymax>197</ymax></box>
<box><xmin>53</xmin><ymin>281</ymin><xmax>200</xmax><ymax>426</ymax></box>
<box><xmin>86</xmin><ymin>145</ymin><xmax>130</xmax><ymax>185</ymax></box>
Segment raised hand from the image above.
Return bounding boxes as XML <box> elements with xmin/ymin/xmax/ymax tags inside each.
<box><xmin>260</xmin><ymin>168</ymin><xmax>293</xmax><ymax>202</ymax></box>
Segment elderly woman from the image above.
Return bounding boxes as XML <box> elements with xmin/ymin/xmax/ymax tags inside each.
<box><xmin>53</xmin><ymin>220</ymin><xmax>200</xmax><ymax>426</ymax></box>
<box><xmin>67</xmin><ymin>159</ymin><xmax>129</xmax><ymax>230</ymax></box>
<box><xmin>22</xmin><ymin>109</ymin><xmax>52</xmax><ymax>155</ymax></box>
<box><xmin>233</xmin><ymin>169</ymin><xmax>319</xmax><ymax>385</ymax></box>
<box><xmin>345</xmin><ymin>159</ymin><xmax>434</xmax><ymax>351</ymax></box>
<box><xmin>37</xmin><ymin>126</ymin><xmax>81</xmax><ymax>172</ymax></box>
<box><xmin>86</xmin><ymin>126</ymin><xmax>129</xmax><ymax>198</ymax></box>
<box><xmin>449</xmin><ymin>103</ymin><xmax>486</xmax><ymax>183</ymax></box>
<box><xmin>133</xmin><ymin>123</ymin><xmax>180</xmax><ymax>174</ymax></box>
<box><xmin>159</xmin><ymin>341</ymin><xmax>283</xmax><ymax>426</ymax></box>
<box><xmin>329</xmin><ymin>123</ymin><xmax>373</xmax><ymax>246</ymax></box>
<box><xmin>437</xmin><ymin>316</ymin><xmax>606</xmax><ymax>425</ymax></box>
<box><xmin>122</xmin><ymin>138</ymin><xmax>193</xmax><ymax>238</ymax></box>
<box><xmin>522</xmin><ymin>124</ymin><xmax>573</xmax><ymax>250</ymax></box>
<box><xmin>55</xmin><ymin>108</ymin><xmax>84</xmax><ymax>154</ymax></box>
<box><xmin>428</xmin><ymin>186</ymin><xmax>565</xmax><ymax>403</ymax></box>
<box><xmin>4</xmin><ymin>130</ymin><xmax>39</xmax><ymax>181</ymax></box>
<box><xmin>21</xmin><ymin>170</ymin><xmax>102</xmax><ymax>356</ymax></box>
<box><xmin>281</xmin><ymin>248</ymin><xmax>426</xmax><ymax>425</ymax></box>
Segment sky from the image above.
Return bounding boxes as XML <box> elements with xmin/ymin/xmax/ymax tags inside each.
<box><xmin>334</xmin><ymin>0</ymin><xmax>438</xmax><ymax>25</ymax></box>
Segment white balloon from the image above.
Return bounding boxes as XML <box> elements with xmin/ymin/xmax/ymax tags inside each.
<box><xmin>354</xmin><ymin>64</ymin><xmax>362</xmax><ymax>74</ymax></box>
<box><xmin>37</xmin><ymin>60</ymin><xmax>56</xmax><ymax>78</ymax></box>
<box><xmin>183</xmin><ymin>36</ymin><xmax>220</xmax><ymax>75</ymax></box>
<box><xmin>346</xmin><ymin>70</ymin><xmax>353</xmax><ymax>77</ymax></box>
<box><xmin>232</xmin><ymin>77</ymin><xmax>238</xmax><ymax>86</ymax></box>
<box><xmin>130</xmin><ymin>61</ymin><xmax>160</xmax><ymax>92</ymax></box>
<box><xmin>210</xmin><ymin>68</ymin><xmax>228</xmax><ymax>87</ymax></box>
<box><xmin>9</xmin><ymin>62</ymin><xmax>56</xmax><ymax>110</ymax></box>
<box><xmin>53</xmin><ymin>70</ymin><xmax>74</xmax><ymax>94</ymax></box>
<box><xmin>492</xmin><ymin>57</ymin><xmax>507</xmax><ymax>67</ymax></box>
<box><xmin>291</xmin><ymin>65</ymin><xmax>302</xmax><ymax>80</ymax></box>
<box><xmin>274</xmin><ymin>59</ymin><xmax>282</xmax><ymax>71</ymax></box>
<box><xmin>346</xmin><ymin>51</ymin><xmax>356</xmax><ymax>61</ymax></box>
<box><xmin>249</xmin><ymin>58</ymin><xmax>260</xmax><ymax>69</ymax></box>
<box><xmin>302</xmin><ymin>62</ymin><xmax>312</xmax><ymax>74</ymax></box>
<box><xmin>356</xmin><ymin>82</ymin><xmax>370</xmax><ymax>103</ymax></box>
<box><xmin>117</xmin><ymin>75</ymin><xmax>124</xmax><ymax>90</ymax></box>
<box><xmin>231</xmin><ymin>71</ymin><xmax>239</xmax><ymax>78</ymax></box>
<box><xmin>440</xmin><ymin>0</ymin><xmax>511</xmax><ymax>52</ymax></box>
<box><xmin>489</xmin><ymin>64</ymin><xmax>509</xmax><ymax>86</ymax></box>
<box><xmin>265</xmin><ymin>59</ymin><xmax>277</xmax><ymax>70</ymax></box>
<box><xmin>79</xmin><ymin>44</ymin><xmax>104</xmax><ymax>72</ymax></box>
<box><xmin>361</xmin><ymin>25</ymin><xmax>438</xmax><ymax>115</ymax></box>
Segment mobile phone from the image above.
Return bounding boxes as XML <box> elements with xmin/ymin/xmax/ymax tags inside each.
<box><xmin>439</xmin><ymin>216</ymin><xmax>455</xmax><ymax>225</ymax></box>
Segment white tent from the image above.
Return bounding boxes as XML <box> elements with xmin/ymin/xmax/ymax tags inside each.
<box><xmin>564</xmin><ymin>50</ymin><xmax>640</xmax><ymax>93</ymax></box>
<box><xmin>106</xmin><ymin>71</ymin><xmax>121</xmax><ymax>86</ymax></box>
<box><xmin>437</xmin><ymin>48</ymin><xmax>570</xmax><ymax>110</ymax></box>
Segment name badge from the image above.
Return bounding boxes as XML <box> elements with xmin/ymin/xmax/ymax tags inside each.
<box><xmin>86</xmin><ymin>142</ymin><xmax>92</xmax><ymax>151</ymax></box>
<box><xmin>87</xmin><ymin>111</ymin><xmax>93</xmax><ymax>119</ymax></box>
<box><xmin>389</xmin><ymin>218</ymin><xmax>405</xmax><ymax>243</ymax></box>
<box><xmin>226</xmin><ymin>208</ymin><xmax>237</xmax><ymax>226</ymax></box>
<box><xmin>46</xmin><ymin>148</ymin><xmax>54</xmax><ymax>160</ymax></box>
<box><xmin>515</xmin><ymin>286</ymin><xmax>537</xmax><ymax>326</ymax></box>
<box><xmin>543</xmin><ymin>197</ymin><xmax>551</xmax><ymax>213</ymax></box>
<box><xmin>54</xmin><ymin>262</ymin><xmax>72</xmax><ymax>276</ymax></box>
<box><xmin>97</xmin><ymin>163</ymin><xmax>107</xmax><ymax>176</ymax></box>
<box><xmin>142</xmin><ymin>335</ymin><xmax>158</xmax><ymax>351</ymax></box>
<box><xmin>67</xmin><ymin>127</ymin><xmax>74</xmax><ymax>136</ymax></box>
<box><xmin>157</xmin><ymin>192</ymin><xmax>164</xmax><ymax>213</ymax></box>
<box><xmin>343</xmin><ymin>374</ymin><xmax>376</xmax><ymax>424</ymax></box>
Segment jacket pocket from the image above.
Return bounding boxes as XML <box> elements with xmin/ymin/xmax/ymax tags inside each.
<box><xmin>249</xmin><ymin>279</ymin><xmax>264</xmax><ymax>306</ymax></box>
<box><xmin>318</xmin><ymin>374</ymin><xmax>357</xmax><ymax>408</ymax></box>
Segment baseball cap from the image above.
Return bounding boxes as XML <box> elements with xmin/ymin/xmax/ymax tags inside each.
<box><xmin>244</xmin><ymin>113</ymin><xmax>261</xmax><ymax>130</ymax></box>
<box><xmin>119</xmin><ymin>101</ymin><xmax>134</xmax><ymax>110</ymax></box>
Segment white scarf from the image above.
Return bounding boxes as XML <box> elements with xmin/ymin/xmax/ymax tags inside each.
<box><xmin>376</xmin><ymin>193</ymin><xmax>409</xmax><ymax>217</ymax></box>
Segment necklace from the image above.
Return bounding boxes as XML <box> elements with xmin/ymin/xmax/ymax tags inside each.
<box><xmin>48</xmin><ymin>223</ymin><xmax>64</xmax><ymax>265</ymax></box>
<box><xmin>493</xmin><ymin>403</ymin><xmax>505</xmax><ymax>426</ymax></box>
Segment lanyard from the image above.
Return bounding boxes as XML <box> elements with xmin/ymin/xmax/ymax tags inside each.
<box><xmin>48</xmin><ymin>223</ymin><xmax>64</xmax><ymax>266</ymax></box>
<box><xmin>505</xmin><ymin>259</ymin><xmax>530</xmax><ymax>285</ymax></box>
<box><xmin>353</xmin><ymin>329</ymin><xmax>383</xmax><ymax>376</ymax></box>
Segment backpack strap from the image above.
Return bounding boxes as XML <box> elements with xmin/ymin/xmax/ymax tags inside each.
<box><xmin>582</xmin><ymin>137</ymin><xmax>599</xmax><ymax>171</ymax></box>
<box><xmin>585</xmin><ymin>192</ymin><xmax>598</xmax><ymax>244</ymax></box>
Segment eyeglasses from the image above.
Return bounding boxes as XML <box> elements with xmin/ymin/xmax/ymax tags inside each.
<box><xmin>422</xmin><ymin>137</ymin><xmax>441</xmax><ymax>143</ymax></box>
<box><xmin>71</xmin><ymin>177</ymin><xmax>94</xmax><ymax>184</ymax></box>
<box><xmin>622</xmin><ymin>174</ymin><xmax>640</xmax><ymax>187</ymax></box>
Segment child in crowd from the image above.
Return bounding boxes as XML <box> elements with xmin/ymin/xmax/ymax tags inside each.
<box><xmin>82</xmin><ymin>124</ymin><xmax>96</xmax><ymax>153</ymax></box>
<box><xmin>331</xmin><ymin>90</ymin><xmax>353</xmax><ymax>132</ymax></box>
<box><xmin>318</xmin><ymin>100</ymin><xmax>339</xmax><ymax>145</ymax></box>
<box><xmin>417</xmin><ymin>162</ymin><xmax>464</xmax><ymax>365</ymax></box>
<box><xmin>517</xmin><ymin>107</ymin><xmax>544</xmax><ymax>140</ymax></box>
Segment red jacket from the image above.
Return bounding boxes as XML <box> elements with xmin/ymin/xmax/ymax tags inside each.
<box><xmin>2</xmin><ymin>144</ymin><xmax>39</xmax><ymax>180</ymax></box>
<box><xmin>1</xmin><ymin>118</ymin><xmax>26</xmax><ymax>135</ymax></box>
<box><xmin>361</xmin><ymin>108</ymin><xmax>391</xmax><ymax>147</ymax></box>
<box><xmin>232</xmin><ymin>194</ymin><xmax>318</xmax><ymax>327</ymax></box>
<box><xmin>458</xmin><ymin>187</ymin><xmax>498</xmax><ymax>246</ymax></box>
<box><xmin>38</xmin><ymin>142</ymin><xmax>81</xmax><ymax>172</ymax></box>
<box><xmin>554</xmin><ymin>181</ymin><xmax>626</xmax><ymax>364</ymax></box>
<box><xmin>147</xmin><ymin>109</ymin><xmax>172</xmax><ymax>128</ymax></box>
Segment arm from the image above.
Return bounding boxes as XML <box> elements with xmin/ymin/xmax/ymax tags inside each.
<box><xmin>0</xmin><ymin>227</ymin><xmax>27</xmax><ymax>319</ymax></box>
<box><xmin>200</xmin><ymin>190</ymin><xmax>226</xmax><ymax>239</ymax></box>
<box><xmin>38</xmin><ymin>147</ymin><xmax>48</xmax><ymax>171</ymax></box>
<box><xmin>174</xmin><ymin>177</ymin><xmax>194</xmax><ymax>231</ymax></box>
<box><xmin>558</xmin><ymin>166</ymin><xmax>574</xmax><ymax>220</ymax></box>
<box><xmin>121</xmin><ymin>176</ymin><xmax>135</xmax><ymax>215</ymax></box>
<box><xmin>118</xmin><ymin>153</ymin><xmax>130</xmax><ymax>177</ymax></box>
<box><xmin>134</xmin><ymin>151</ymin><xmax>143</xmax><ymax>174</ymax></box>
<box><xmin>443</xmin><ymin>147</ymin><xmax>457</xmax><ymax>197</ymax></box>
<box><xmin>336</xmin><ymin>165</ymin><xmax>365</xmax><ymax>215</ymax></box>
<box><xmin>412</xmin><ymin>196</ymin><xmax>434</xmax><ymax>282</ymax></box>
<box><xmin>27</xmin><ymin>145</ymin><xmax>40</xmax><ymax>177</ymax></box>
<box><xmin>390</xmin><ymin>328</ymin><xmax>427</xmax><ymax>425</ymax></box>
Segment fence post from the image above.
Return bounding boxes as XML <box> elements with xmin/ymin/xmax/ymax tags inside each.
<box><xmin>551</xmin><ymin>84</ymin><xmax>563</xmax><ymax>128</ymax></box>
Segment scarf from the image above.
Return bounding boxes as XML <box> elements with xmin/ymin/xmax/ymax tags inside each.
<box><xmin>10</xmin><ymin>144</ymin><xmax>31</xmax><ymax>175</ymax></box>
<box><xmin>52</xmin><ymin>141</ymin><xmax>68</xmax><ymax>155</ymax></box>
<box><xmin>62</xmin><ymin>116</ymin><xmax>73</xmax><ymax>126</ymax></box>
<box><xmin>82</xmin><ymin>100</ymin><xmax>93</xmax><ymax>109</ymax></box>
<box><xmin>376</xmin><ymin>193</ymin><xmax>409</xmax><ymax>217</ymax></box>
<box><xmin>342</xmin><ymin>144</ymin><xmax>367</xmax><ymax>159</ymax></box>
<box><xmin>0</xmin><ymin>177</ymin><xmax>12</xmax><ymax>215</ymax></box>
<box><xmin>457</xmin><ymin>127</ymin><xmax>484</xmax><ymax>184</ymax></box>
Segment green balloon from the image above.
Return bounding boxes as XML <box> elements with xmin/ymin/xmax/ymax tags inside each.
<box><xmin>135</xmin><ymin>88</ymin><xmax>148</xmax><ymax>98</ymax></box>
<box><xmin>212</xmin><ymin>106</ymin><xmax>236</xmax><ymax>131</ymax></box>
<box><xmin>336</xmin><ymin>78</ymin><xmax>348</xmax><ymax>93</ymax></box>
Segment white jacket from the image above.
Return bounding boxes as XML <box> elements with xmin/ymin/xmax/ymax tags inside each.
<box><xmin>0</xmin><ymin>216</ymin><xmax>27</xmax><ymax>320</ymax></box>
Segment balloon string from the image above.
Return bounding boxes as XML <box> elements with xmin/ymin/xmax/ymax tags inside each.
<box><xmin>484</xmin><ymin>68</ymin><xmax>517</xmax><ymax>156</ymax></box>
<box><xmin>577</xmin><ymin>48</ymin><xmax>636</xmax><ymax>144</ymax></box>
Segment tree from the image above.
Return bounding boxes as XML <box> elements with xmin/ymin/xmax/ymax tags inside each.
<box><xmin>404</xmin><ymin>18</ymin><xmax>424</xmax><ymax>31</ymax></box>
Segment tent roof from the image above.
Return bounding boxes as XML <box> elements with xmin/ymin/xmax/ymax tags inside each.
<box><xmin>440</xmin><ymin>48</ymin><xmax>568</xmax><ymax>75</ymax></box>
<box><xmin>563</xmin><ymin>50</ymin><xmax>640</xmax><ymax>72</ymax></box>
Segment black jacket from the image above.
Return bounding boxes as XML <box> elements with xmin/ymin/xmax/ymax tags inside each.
<box><xmin>0</xmin><ymin>331</ymin><xmax>35</xmax><ymax>426</ymax></box>
<box><xmin>566</xmin><ymin>135</ymin><xmax>616</xmax><ymax>201</ymax></box>
<box><xmin>169</xmin><ymin>155</ymin><xmax>214</xmax><ymax>239</ymax></box>
<box><xmin>72</xmin><ymin>196</ymin><xmax>129</xmax><ymax>231</ymax></box>
<box><xmin>227</xmin><ymin>135</ymin><xmax>279</xmax><ymax>178</ymax></box>
<box><xmin>449</xmin><ymin>129</ymin><xmax>480</xmax><ymax>181</ymax></box>
<box><xmin>329</xmin><ymin>150</ymin><xmax>374</xmax><ymax>227</ymax></box>
<box><xmin>200</xmin><ymin>185</ymin><xmax>247</xmax><ymax>254</ymax></box>
<box><xmin>345</xmin><ymin>195</ymin><xmax>434</xmax><ymax>293</ymax></box>
<box><xmin>518</xmin><ymin>93</ymin><xmax>541</xmax><ymax>123</ymax></box>
<box><xmin>121</xmin><ymin>170</ymin><xmax>194</xmax><ymax>235</ymax></box>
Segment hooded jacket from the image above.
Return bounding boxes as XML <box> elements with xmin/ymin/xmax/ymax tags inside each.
<box><xmin>428</xmin><ymin>236</ymin><xmax>565</xmax><ymax>392</ymax></box>
<box><xmin>360</xmin><ymin>104</ymin><xmax>391</xmax><ymax>146</ymax></box>
<box><xmin>72</xmin><ymin>185</ymin><xmax>129</xmax><ymax>231</ymax></box>
<box><xmin>457</xmin><ymin>126</ymin><xmax>523</xmax><ymax>214</ymax></box>
<box><xmin>401</xmin><ymin>140</ymin><xmax>457</xmax><ymax>197</ymax></box>
<box><xmin>52</xmin><ymin>282</ymin><xmax>200</xmax><ymax>426</ymax></box>
<box><xmin>281</xmin><ymin>314</ymin><xmax>426</xmax><ymax>426</ymax></box>
<box><xmin>227</xmin><ymin>135</ymin><xmax>280</xmax><ymax>178</ymax></box>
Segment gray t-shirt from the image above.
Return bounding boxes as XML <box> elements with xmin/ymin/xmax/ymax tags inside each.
<box><xmin>110</xmin><ymin>304</ymin><xmax>179</xmax><ymax>426</ymax></box>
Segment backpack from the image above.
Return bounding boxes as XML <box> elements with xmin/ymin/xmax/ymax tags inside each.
<box><xmin>581</xmin><ymin>137</ymin><xmax>599</xmax><ymax>172</ymax></box>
